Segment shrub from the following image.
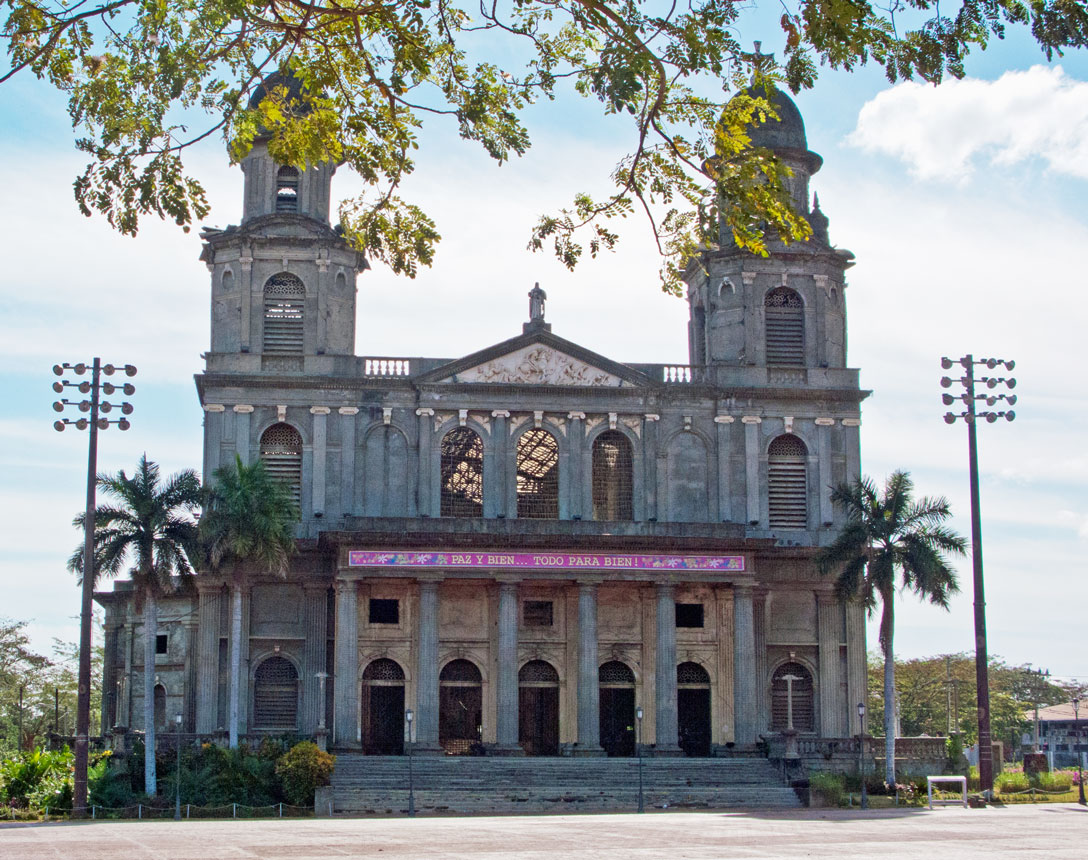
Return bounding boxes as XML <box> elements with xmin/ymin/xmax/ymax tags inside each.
<box><xmin>275</xmin><ymin>742</ymin><xmax>335</xmax><ymax>807</ymax></box>
<box><xmin>994</xmin><ymin>771</ymin><xmax>1029</xmax><ymax>793</ymax></box>
<box><xmin>1033</xmin><ymin>771</ymin><xmax>1072</xmax><ymax>792</ymax></box>
<box><xmin>0</xmin><ymin>748</ymin><xmax>73</xmax><ymax>809</ymax></box>
<box><xmin>808</xmin><ymin>771</ymin><xmax>845</xmax><ymax>807</ymax></box>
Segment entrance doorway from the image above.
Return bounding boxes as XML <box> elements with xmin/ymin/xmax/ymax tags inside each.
<box><xmin>599</xmin><ymin>661</ymin><xmax>636</xmax><ymax>757</ymax></box>
<box><xmin>677</xmin><ymin>662</ymin><xmax>711</xmax><ymax>757</ymax></box>
<box><xmin>518</xmin><ymin>660</ymin><xmax>559</xmax><ymax>756</ymax></box>
<box><xmin>362</xmin><ymin>658</ymin><xmax>405</xmax><ymax>755</ymax></box>
<box><xmin>439</xmin><ymin>659</ymin><xmax>483</xmax><ymax>755</ymax></box>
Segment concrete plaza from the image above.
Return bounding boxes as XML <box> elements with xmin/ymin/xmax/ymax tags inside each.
<box><xmin>2</xmin><ymin>805</ymin><xmax>1087</xmax><ymax>859</ymax></box>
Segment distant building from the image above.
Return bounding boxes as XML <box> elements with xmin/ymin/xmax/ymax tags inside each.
<box><xmin>96</xmin><ymin>84</ymin><xmax>870</xmax><ymax>757</ymax></box>
<box><xmin>1022</xmin><ymin>702</ymin><xmax>1088</xmax><ymax>768</ymax></box>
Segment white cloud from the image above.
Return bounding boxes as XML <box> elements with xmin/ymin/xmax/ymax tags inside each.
<box><xmin>846</xmin><ymin>65</ymin><xmax>1088</xmax><ymax>181</ymax></box>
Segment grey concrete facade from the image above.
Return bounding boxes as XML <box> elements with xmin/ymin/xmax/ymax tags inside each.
<box><xmin>96</xmin><ymin>85</ymin><xmax>869</xmax><ymax>758</ymax></box>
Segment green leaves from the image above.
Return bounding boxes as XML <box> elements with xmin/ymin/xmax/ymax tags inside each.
<box><xmin>4</xmin><ymin>0</ymin><xmax>1086</xmax><ymax>287</ymax></box>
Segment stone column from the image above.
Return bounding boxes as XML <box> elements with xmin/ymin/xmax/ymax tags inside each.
<box><xmin>339</xmin><ymin>408</ymin><xmax>358</xmax><ymax>516</ymax></box>
<box><xmin>654</xmin><ymin>583</ymin><xmax>681</xmax><ymax>753</ymax></box>
<box><xmin>845</xmin><ymin>599</ymin><xmax>867</xmax><ymax>736</ymax></box>
<box><xmin>644</xmin><ymin>415</ymin><xmax>659</xmax><ymax>520</ymax></box>
<box><xmin>575</xmin><ymin>581</ymin><xmax>603</xmax><ymax>753</ymax></box>
<box><xmin>416</xmin><ymin>408</ymin><xmax>435</xmax><ymax>516</ymax></box>
<box><xmin>567</xmin><ymin>412</ymin><xmax>585</xmax><ymax>519</ymax></box>
<box><xmin>816</xmin><ymin>418</ymin><xmax>835</xmax><ymax>526</ymax></box>
<box><xmin>715</xmin><ymin>415</ymin><xmax>734</xmax><ymax>522</ymax></box>
<box><xmin>302</xmin><ymin>585</ymin><xmax>329</xmax><ymax>736</ymax></box>
<box><xmin>332</xmin><ymin>579</ymin><xmax>359</xmax><ymax>747</ymax></box>
<box><xmin>495</xmin><ymin>579</ymin><xmax>521</xmax><ymax>752</ymax></box>
<box><xmin>310</xmin><ymin>407</ymin><xmax>329</xmax><ymax>515</ymax></box>
<box><xmin>239</xmin><ymin>250</ymin><xmax>253</xmax><ymax>352</ymax></box>
<box><xmin>489</xmin><ymin>411</ymin><xmax>509</xmax><ymax>518</ymax></box>
<box><xmin>415</xmin><ymin>578</ymin><xmax>442</xmax><ymax>751</ymax></box>
<box><xmin>203</xmin><ymin>404</ymin><xmax>226</xmax><ymax>479</ymax></box>
<box><xmin>233</xmin><ymin>404</ymin><xmax>253</xmax><ymax>463</ymax></box>
<box><xmin>817</xmin><ymin>593</ymin><xmax>844</xmax><ymax>738</ymax></box>
<box><xmin>195</xmin><ymin>583</ymin><xmax>222</xmax><ymax>734</ymax></box>
<box><xmin>733</xmin><ymin>583</ymin><xmax>757</xmax><ymax>746</ymax></box>
<box><xmin>742</xmin><ymin>416</ymin><xmax>762</xmax><ymax>525</ymax></box>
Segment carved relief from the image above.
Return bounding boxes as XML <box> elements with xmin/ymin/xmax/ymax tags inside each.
<box><xmin>508</xmin><ymin>414</ymin><xmax>529</xmax><ymax>435</ymax></box>
<box><xmin>450</xmin><ymin>345</ymin><xmax>626</xmax><ymax>387</ymax></box>
<box><xmin>433</xmin><ymin>411</ymin><xmax>456</xmax><ymax>432</ymax></box>
<box><xmin>545</xmin><ymin>416</ymin><xmax>567</xmax><ymax>436</ymax></box>
<box><xmin>584</xmin><ymin>416</ymin><xmax>605</xmax><ymax>433</ymax></box>
<box><xmin>620</xmin><ymin>416</ymin><xmax>642</xmax><ymax>438</ymax></box>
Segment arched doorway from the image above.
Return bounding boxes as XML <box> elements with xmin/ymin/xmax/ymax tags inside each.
<box><xmin>439</xmin><ymin>659</ymin><xmax>482</xmax><ymax>755</ymax></box>
<box><xmin>598</xmin><ymin>661</ymin><xmax>636</xmax><ymax>757</ymax></box>
<box><xmin>771</xmin><ymin>662</ymin><xmax>815</xmax><ymax>733</ymax></box>
<box><xmin>362</xmin><ymin>658</ymin><xmax>405</xmax><ymax>755</ymax></box>
<box><xmin>253</xmin><ymin>656</ymin><xmax>299</xmax><ymax>732</ymax></box>
<box><xmin>518</xmin><ymin>660</ymin><xmax>559</xmax><ymax>756</ymax></box>
<box><xmin>677</xmin><ymin>662</ymin><xmax>711</xmax><ymax>757</ymax></box>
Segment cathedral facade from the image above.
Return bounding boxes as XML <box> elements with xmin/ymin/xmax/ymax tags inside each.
<box><xmin>97</xmin><ymin>87</ymin><xmax>869</xmax><ymax>759</ymax></box>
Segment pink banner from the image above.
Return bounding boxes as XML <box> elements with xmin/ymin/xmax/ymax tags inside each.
<box><xmin>347</xmin><ymin>550</ymin><xmax>744</xmax><ymax>572</ymax></box>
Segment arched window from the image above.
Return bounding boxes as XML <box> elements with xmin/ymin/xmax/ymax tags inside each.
<box><xmin>153</xmin><ymin>683</ymin><xmax>166</xmax><ymax>731</ymax></box>
<box><xmin>440</xmin><ymin>427</ymin><xmax>483</xmax><ymax>517</ymax></box>
<box><xmin>771</xmin><ymin>662</ymin><xmax>814</xmax><ymax>733</ymax></box>
<box><xmin>260</xmin><ymin>423</ymin><xmax>303</xmax><ymax>509</ymax></box>
<box><xmin>764</xmin><ymin>287</ymin><xmax>804</xmax><ymax>366</ymax></box>
<box><xmin>598</xmin><ymin>661</ymin><xmax>635</xmax><ymax>686</ymax></box>
<box><xmin>440</xmin><ymin>659</ymin><xmax>482</xmax><ymax>685</ymax></box>
<box><xmin>516</xmin><ymin>429</ymin><xmax>559</xmax><ymax>519</ymax></box>
<box><xmin>221</xmin><ymin>269</ymin><xmax>234</xmax><ymax>291</ymax></box>
<box><xmin>677</xmin><ymin>662</ymin><xmax>710</xmax><ymax>687</ymax></box>
<box><xmin>591</xmin><ymin>430</ymin><xmax>633</xmax><ymax>521</ymax></box>
<box><xmin>276</xmin><ymin>166</ymin><xmax>300</xmax><ymax>212</ymax></box>
<box><xmin>768</xmin><ymin>434</ymin><xmax>807</xmax><ymax>529</ymax></box>
<box><xmin>263</xmin><ymin>273</ymin><xmax>305</xmax><ymax>354</ymax></box>
<box><xmin>253</xmin><ymin>656</ymin><xmax>299</xmax><ymax>730</ymax></box>
<box><xmin>519</xmin><ymin>660</ymin><xmax>559</xmax><ymax>685</ymax></box>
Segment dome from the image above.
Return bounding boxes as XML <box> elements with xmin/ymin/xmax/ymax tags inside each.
<box><xmin>744</xmin><ymin>84</ymin><xmax>807</xmax><ymax>152</ymax></box>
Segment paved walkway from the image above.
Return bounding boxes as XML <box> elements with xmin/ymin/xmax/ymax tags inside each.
<box><xmin>1</xmin><ymin>805</ymin><xmax>1086</xmax><ymax>859</ymax></box>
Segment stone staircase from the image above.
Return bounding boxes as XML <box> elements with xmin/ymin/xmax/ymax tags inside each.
<box><xmin>328</xmin><ymin>755</ymin><xmax>801</xmax><ymax>815</ymax></box>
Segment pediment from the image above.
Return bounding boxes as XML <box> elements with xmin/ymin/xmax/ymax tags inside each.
<box><xmin>443</xmin><ymin>343</ymin><xmax>632</xmax><ymax>387</ymax></box>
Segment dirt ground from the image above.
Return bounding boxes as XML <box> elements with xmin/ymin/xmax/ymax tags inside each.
<box><xmin>2</xmin><ymin>804</ymin><xmax>1086</xmax><ymax>859</ymax></box>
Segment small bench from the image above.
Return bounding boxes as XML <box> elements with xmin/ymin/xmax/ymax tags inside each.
<box><xmin>927</xmin><ymin>775</ymin><xmax>968</xmax><ymax>809</ymax></box>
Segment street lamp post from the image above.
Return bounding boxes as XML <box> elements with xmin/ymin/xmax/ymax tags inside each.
<box><xmin>857</xmin><ymin>702</ymin><xmax>868</xmax><ymax>810</ymax></box>
<box><xmin>1074</xmin><ymin>697</ymin><xmax>1086</xmax><ymax>806</ymax></box>
<box><xmin>636</xmin><ymin>706</ymin><xmax>644</xmax><ymax>813</ymax></box>
<box><xmin>940</xmin><ymin>354</ymin><xmax>1016</xmax><ymax>797</ymax></box>
<box><xmin>405</xmin><ymin>708</ymin><xmax>415</xmax><ymax>817</ymax></box>
<box><xmin>52</xmin><ymin>359</ymin><xmax>136</xmax><ymax>816</ymax></box>
<box><xmin>174</xmin><ymin>714</ymin><xmax>183</xmax><ymax>821</ymax></box>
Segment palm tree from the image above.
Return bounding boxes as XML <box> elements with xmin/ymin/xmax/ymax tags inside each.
<box><xmin>68</xmin><ymin>455</ymin><xmax>200</xmax><ymax>796</ymax></box>
<box><xmin>815</xmin><ymin>470</ymin><xmax>966</xmax><ymax>786</ymax></box>
<box><xmin>198</xmin><ymin>455</ymin><xmax>297</xmax><ymax>748</ymax></box>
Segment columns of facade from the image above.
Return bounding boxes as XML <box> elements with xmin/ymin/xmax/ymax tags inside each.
<box><xmin>732</xmin><ymin>583</ymin><xmax>758</xmax><ymax>746</ymax></box>
<box><xmin>332</xmin><ymin>579</ymin><xmax>359</xmax><ymax>747</ymax></box>
<box><xmin>567</xmin><ymin>412</ymin><xmax>585</xmax><ymax>519</ymax></box>
<box><xmin>339</xmin><ymin>408</ymin><xmax>358</xmax><ymax>516</ymax></box>
<box><xmin>742</xmin><ymin>416</ymin><xmax>761</xmax><ymax>525</ymax></box>
<box><xmin>301</xmin><ymin>584</ymin><xmax>329</xmax><ymax>736</ymax></box>
<box><xmin>654</xmin><ymin>583</ymin><xmax>680</xmax><ymax>753</ymax></box>
<box><xmin>101</xmin><ymin>621</ymin><xmax>120</xmax><ymax>731</ymax></box>
<box><xmin>310</xmin><ymin>407</ymin><xmax>329</xmax><ymax>516</ymax></box>
<box><xmin>416</xmin><ymin>408</ymin><xmax>435</xmax><ymax>516</ymax></box>
<box><xmin>233</xmin><ymin>405</ymin><xmax>253</xmax><ymax>463</ymax></box>
<box><xmin>495</xmin><ymin>579</ymin><xmax>521</xmax><ymax>751</ymax></box>
<box><xmin>714</xmin><ymin>415</ymin><xmax>734</xmax><ymax>522</ymax></box>
<box><xmin>644</xmin><ymin>415</ymin><xmax>659</xmax><ymax>520</ymax></box>
<box><xmin>195</xmin><ymin>583</ymin><xmax>222</xmax><ymax>734</ymax></box>
<box><xmin>415</xmin><ymin>578</ymin><xmax>442</xmax><ymax>751</ymax></box>
<box><xmin>203</xmin><ymin>404</ymin><xmax>226</xmax><ymax>479</ymax></box>
<box><xmin>489</xmin><ymin>411</ymin><xmax>509</xmax><ymax>518</ymax></box>
<box><xmin>817</xmin><ymin>592</ymin><xmax>844</xmax><ymax>738</ymax></box>
<box><xmin>845</xmin><ymin>599</ymin><xmax>868</xmax><ymax>736</ymax></box>
<box><xmin>575</xmin><ymin>581</ymin><xmax>603</xmax><ymax>753</ymax></box>
<box><xmin>239</xmin><ymin>251</ymin><xmax>253</xmax><ymax>352</ymax></box>
<box><xmin>815</xmin><ymin>418</ymin><xmax>835</xmax><ymax>526</ymax></box>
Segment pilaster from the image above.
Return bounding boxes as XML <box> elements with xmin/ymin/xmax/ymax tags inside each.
<box><xmin>733</xmin><ymin>584</ymin><xmax>757</xmax><ymax>746</ymax></box>
<box><xmin>332</xmin><ymin>579</ymin><xmax>359</xmax><ymax>747</ymax></box>
<box><xmin>654</xmin><ymin>583</ymin><xmax>680</xmax><ymax>753</ymax></box>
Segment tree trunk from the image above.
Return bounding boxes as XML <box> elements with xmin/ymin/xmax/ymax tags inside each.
<box><xmin>882</xmin><ymin>600</ymin><xmax>896</xmax><ymax>787</ymax></box>
<box><xmin>229</xmin><ymin>584</ymin><xmax>242</xmax><ymax>749</ymax></box>
<box><xmin>143</xmin><ymin>588</ymin><xmax>157</xmax><ymax>796</ymax></box>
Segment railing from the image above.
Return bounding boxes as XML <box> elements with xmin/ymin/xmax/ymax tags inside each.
<box><xmin>362</xmin><ymin>357</ymin><xmax>413</xmax><ymax>377</ymax></box>
<box><xmin>659</xmin><ymin>364</ymin><xmax>701</xmax><ymax>384</ymax></box>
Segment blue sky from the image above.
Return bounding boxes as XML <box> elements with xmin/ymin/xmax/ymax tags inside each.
<box><xmin>2</xmin><ymin>10</ymin><xmax>1086</xmax><ymax>684</ymax></box>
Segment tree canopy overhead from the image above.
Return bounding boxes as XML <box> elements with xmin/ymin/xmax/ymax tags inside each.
<box><xmin>5</xmin><ymin>1</ymin><xmax>1087</xmax><ymax>292</ymax></box>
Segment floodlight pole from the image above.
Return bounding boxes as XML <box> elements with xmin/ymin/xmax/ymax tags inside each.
<box><xmin>940</xmin><ymin>354</ymin><xmax>1016</xmax><ymax>798</ymax></box>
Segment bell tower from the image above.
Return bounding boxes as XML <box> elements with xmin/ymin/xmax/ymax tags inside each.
<box><xmin>685</xmin><ymin>84</ymin><xmax>854</xmax><ymax>384</ymax></box>
<box><xmin>201</xmin><ymin>73</ymin><xmax>367</xmax><ymax>367</ymax></box>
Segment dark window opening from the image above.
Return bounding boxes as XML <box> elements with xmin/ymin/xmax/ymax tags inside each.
<box><xmin>764</xmin><ymin>287</ymin><xmax>805</xmax><ymax>366</ymax></box>
<box><xmin>369</xmin><ymin>598</ymin><xmax>400</xmax><ymax>625</ymax></box>
<box><xmin>676</xmin><ymin>603</ymin><xmax>705</xmax><ymax>628</ymax></box>
<box><xmin>155</xmin><ymin>634</ymin><xmax>168</xmax><ymax>655</ymax></box>
<box><xmin>440</xmin><ymin>427</ymin><xmax>484</xmax><ymax>517</ymax></box>
<box><xmin>262</xmin><ymin>273</ymin><xmax>305</xmax><ymax>354</ymax></box>
<box><xmin>523</xmin><ymin>601</ymin><xmax>554</xmax><ymax>627</ymax></box>
<box><xmin>591</xmin><ymin>430</ymin><xmax>633</xmax><ymax>521</ymax></box>
<box><xmin>259</xmin><ymin>422</ymin><xmax>303</xmax><ymax>510</ymax></box>
<box><xmin>768</xmin><ymin>434</ymin><xmax>808</xmax><ymax>529</ymax></box>
<box><xmin>276</xmin><ymin>166</ymin><xmax>300</xmax><ymax>213</ymax></box>
<box><xmin>516</xmin><ymin>429</ymin><xmax>559</xmax><ymax>519</ymax></box>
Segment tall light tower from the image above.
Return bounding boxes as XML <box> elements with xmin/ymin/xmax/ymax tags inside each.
<box><xmin>940</xmin><ymin>354</ymin><xmax>1015</xmax><ymax>796</ymax></box>
<box><xmin>53</xmin><ymin>359</ymin><xmax>136</xmax><ymax>816</ymax></box>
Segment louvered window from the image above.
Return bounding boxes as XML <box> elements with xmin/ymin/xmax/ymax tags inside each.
<box><xmin>764</xmin><ymin>287</ymin><xmax>805</xmax><ymax>366</ymax></box>
<box><xmin>276</xmin><ymin>166</ymin><xmax>299</xmax><ymax>212</ymax></box>
<box><xmin>440</xmin><ymin>427</ymin><xmax>484</xmax><ymax>517</ymax></box>
<box><xmin>771</xmin><ymin>662</ymin><xmax>814</xmax><ymax>732</ymax></box>
<box><xmin>598</xmin><ymin>661</ymin><xmax>635</xmax><ymax>687</ymax></box>
<box><xmin>768</xmin><ymin>434</ymin><xmax>808</xmax><ymax>529</ymax></box>
<box><xmin>253</xmin><ymin>656</ymin><xmax>299</xmax><ymax>730</ymax></box>
<box><xmin>591</xmin><ymin>431</ymin><xmax>633</xmax><ymax>521</ymax></box>
<box><xmin>260</xmin><ymin>423</ymin><xmax>303</xmax><ymax>508</ymax></box>
<box><xmin>516</xmin><ymin>429</ymin><xmax>559</xmax><ymax>519</ymax></box>
<box><xmin>363</xmin><ymin>658</ymin><xmax>405</xmax><ymax>683</ymax></box>
<box><xmin>263</xmin><ymin>273</ymin><xmax>305</xmax><ymax>354</ymax></box>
